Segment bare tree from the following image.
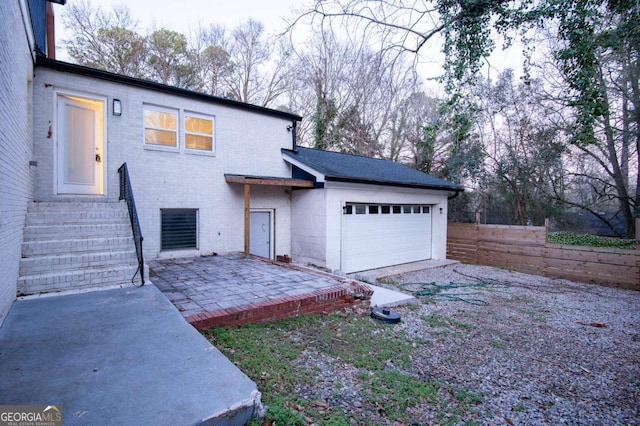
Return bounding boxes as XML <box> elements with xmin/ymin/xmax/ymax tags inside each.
<box><xmin>532</xmin><ymin>3</ymin><xmax>640</xmax><ymax>236</ymax></box>
<box><xmin>190</xmin><ymin>25</ymin><xmax>233</xmax><ymax>96</ymax></box>
<box><xmin>290</xmin><ymin>30</ymin><xmax>423</xmax><ymax>158</ymax></box>
<box><xmin>225</xmin><ymin>19</ymin><xmax>289</xmax><ymax>107</ymax></box>
<box><xmin>473</xmin><ymin>71</ymin><xmax>565</xmax><ymax>225</ymax></box>
<box><xmin>292</xmin><ymin>0</ymin><xmax>519</xmax><ymax>91</ymax></box>
<box><xmin>391</xmin><ymin>91</ymin><xmax>441</xmax><ymax>165</ymax></box>
<box><xmin>63</xmin><ymin>0</ymin><xmax>146</xmax><ymax>77</ymax></box>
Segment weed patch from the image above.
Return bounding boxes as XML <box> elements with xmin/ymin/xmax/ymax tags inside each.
<box><xmin>422</xmin><ymin>313</ymin><xmax>475</xmax><ymax>331</ymax></box>
<box><xmin>205</xmin><ymin>312</ymin><xmax>480</xmax><ymax>425</ymax></box>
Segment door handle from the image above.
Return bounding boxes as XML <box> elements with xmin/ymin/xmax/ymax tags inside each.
<box><xmin>95</xmin><ymin>153</ymin><xmax>101</xmax><ymax>163</ymax></box>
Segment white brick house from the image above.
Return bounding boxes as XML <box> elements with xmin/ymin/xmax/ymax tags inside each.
<box><xmin>32</xmin><ymin>59</ymin><xmax>303</xmax><ymax>260</ymax></box>
<box><xmin>0</xmin><ymin>0</ymin><xmax>463</xmax><ymax>325</ymax></box>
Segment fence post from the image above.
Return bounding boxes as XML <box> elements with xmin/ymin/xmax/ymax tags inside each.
<box><xmin>542</xmin><ymin>218</ymin><xmax>550</xmax><ymax>278</ymax></box>
<box><xmin>544</xmin><ymin>218</ymin><xmax>550</xmax><ymax>243</ymax></box>
<box><xmin>636</xmin><ymin>218</ymin><xmax>639</xmax><ymax>244</ymax></box>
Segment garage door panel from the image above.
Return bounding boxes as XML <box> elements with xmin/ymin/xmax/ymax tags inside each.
<box><xmin>342</xmin><ymin>204</ymin><xmax>432</xmax><ymax>273</ymax></box>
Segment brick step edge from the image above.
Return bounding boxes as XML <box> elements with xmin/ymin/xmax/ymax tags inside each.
<box><xmin>28</xmin><ymin>201</ymin><xmax>126</xmax><ymax>210</ymax></box>
<box><xmin>23</xmin><ymin>224</ymin><xmax>132</xmax><ymax>239</ymax></box>
<box><xmin>19</xmin><ymin>250</ymin><xmax>137</xmax><ymax>274</ymax></box>
<box><xmin>22</xmin><ymin>237</ymin><xmax>135</xmax><ymax>255</ymax></box>
<box><xmin>17</xmin><ymin>265</ymin><xmax>141</xmax><ymax>295</ymax></box>
<box><xmin>186</xmin><ymin>283</ymin><xmax>372</xmax><ymax>329</ymax></box>
<box><xmin>25</xmin><ymin>214</ymin><xmax>130</xmax><ymax>225</ymax></box>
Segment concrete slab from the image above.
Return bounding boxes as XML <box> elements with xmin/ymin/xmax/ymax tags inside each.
<box><xmin>0</xmin><ymin>285</ymin><xmax>259</xmax><ymax>425</ymax></box>
<box><xmin>349</xmin><ymin>259</ymin><xmax>460</xmax><ymax>282</ymax></box>
<box><xmin>368</xmin><ymin>284</ymin><xmax>417</xmax><ymax>308</ymax></box>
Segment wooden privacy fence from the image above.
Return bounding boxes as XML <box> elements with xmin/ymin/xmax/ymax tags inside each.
<box><xmin>447</xmin><ymin>219</ymin><xmax>640</xmax><ymax>290</ymax></box>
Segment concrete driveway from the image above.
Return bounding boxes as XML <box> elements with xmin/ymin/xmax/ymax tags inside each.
<box><xmin>0</xmin><ymin>285</ymin><xmax>259</xmax><ymax>425</ymax></box>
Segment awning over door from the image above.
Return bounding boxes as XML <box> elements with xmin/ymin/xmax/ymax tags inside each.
<box><xmin>224</xmin><ymin>174</ymin><xmax>313</xmax><ymax>256</ymax></box>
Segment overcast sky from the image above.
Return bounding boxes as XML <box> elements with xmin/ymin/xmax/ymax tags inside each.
<box><xmin>51</xmin><ymin>0</ymin><xmax>522</xmax><ymax>87</ymax></box>
<box><xmin>52</xmin><ymin>0</ymin><xmax>311</xmax><ymax>54</ymax></box>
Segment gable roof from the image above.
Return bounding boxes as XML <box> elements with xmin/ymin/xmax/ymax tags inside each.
<box><xmin>35</xmin><ymin>57</ymin><xmax>302</xmax><ymax>122</ymax></box>
<box><xmin>282</xmin><ymin>147</ymin><xmax>464</xmax><ymax>192</ymax></box>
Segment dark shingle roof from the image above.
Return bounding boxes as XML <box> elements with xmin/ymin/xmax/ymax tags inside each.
<box><xmin>282</xmin><ymin>147</ymin><xmax>463</xmax><ymax>191</ymax></box>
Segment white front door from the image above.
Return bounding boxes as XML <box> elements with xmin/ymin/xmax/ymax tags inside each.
<box><xmin>250</xmin><ymin>211</ymin><xmax>271</xmax><ymax>258</ymax></box>
<box><xmin>57</xmin><ymin>94</ymin><xmax>104</xmax><ymax>195</ymax></box>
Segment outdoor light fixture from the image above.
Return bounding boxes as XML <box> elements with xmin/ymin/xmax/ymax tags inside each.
<box><xmin>112</xmin><ymin>99</ymin><xmax>122</xmax><ymax>116</ymax></box>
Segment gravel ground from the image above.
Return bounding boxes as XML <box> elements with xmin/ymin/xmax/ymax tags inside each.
<box><xmin>373</xmin><ymin>264</ymin><xmax>640</xmax><ymax>425</ymax></box>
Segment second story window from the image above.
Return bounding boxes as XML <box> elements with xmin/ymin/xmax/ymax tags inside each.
<box><xmin>144</xmin><ymin>107</ymin><xmax>178</xmax><ymax>148</ymax></box>
<box><xmin>185</xmin><ymin>113</ymin><xmax>214</xmax><ymax>152</ymax></box>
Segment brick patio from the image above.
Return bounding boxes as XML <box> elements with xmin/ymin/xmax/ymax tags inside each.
<box><xmin>149</xmin><ymin>253</ymin><xmax>372</xmax><ymax>328</ymax></box>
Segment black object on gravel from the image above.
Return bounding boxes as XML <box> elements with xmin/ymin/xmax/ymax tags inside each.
<box><xmin>370</xmin><ymin>307</ymin><xmax>401</xmax><ymax>323</ymax></box>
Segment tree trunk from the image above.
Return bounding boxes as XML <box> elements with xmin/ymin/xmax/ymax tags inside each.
<box><xmin>597</xmin><ymin>66</ymin><xmax>635</xmax><ymax>237</ymax></box>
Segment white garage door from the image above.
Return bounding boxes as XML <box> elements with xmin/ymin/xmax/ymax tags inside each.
<box><xmin>341</xmin><ymin>203</ymin><xmax>432</xmax><ymax>273</ymax></box>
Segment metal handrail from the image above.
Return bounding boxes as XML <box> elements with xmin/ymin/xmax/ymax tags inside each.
<box><xmin>118</xmin><ymin>163</ymin><xmax>145</xmax><ymax>286</ymax></box>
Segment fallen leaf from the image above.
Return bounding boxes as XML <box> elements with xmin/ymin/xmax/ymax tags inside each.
<box><xmin>312</xmin><ymin>400</ymin><xmax>330</xmax><ymax>409</ymax></box>
<box><xmin>505</xmin><ymin>417</ymin><xmax>515</xmax><ymax>426</ymax></box>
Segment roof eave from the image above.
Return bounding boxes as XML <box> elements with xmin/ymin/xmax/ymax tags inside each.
<box><xmin>325</xmin><ymin>176</ymin><xmax>465</xmax><ymax>192</ymax></box>
<box><xmin>36</xmin><ymin>57</ymin><xmax>303</xmax><ymax>122</ymax></box>
<box><xmin>281</xmin><ymin>150</ymin><xmax>327</xmax><ymax>182</ymax></box>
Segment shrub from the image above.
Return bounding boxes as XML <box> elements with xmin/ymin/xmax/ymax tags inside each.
<box><xmin>548</xmin><ymin>231</ymin><xmax>636</xmax><ymax>250</ymax></box>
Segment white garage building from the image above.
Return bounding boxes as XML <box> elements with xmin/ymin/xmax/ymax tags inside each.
<box><xmin>284</xmin><ymin>147</ymin><xmax>464</xmax><ymax>274</ymax></box>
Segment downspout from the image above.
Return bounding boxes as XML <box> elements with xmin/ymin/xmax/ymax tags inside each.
<box><xmin>291</xmin><ymin>121</ymin><xmax>297</xmax><ymax>151</ymax></box>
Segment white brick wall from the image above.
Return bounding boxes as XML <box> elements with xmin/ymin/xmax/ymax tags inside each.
<box><xmin>32</xmin><ymin>67</ymin><xmax>296</xmax><ymax>259</ymax></box>
<box><xmin>0</xmin><ymin>1</ymin><xmax>35</xmax><ymax>325</ymax></box>
<box><xmin>291</xmin><ymin>189</ymin><xmax>327</xmax><ymax>267</ymax></box>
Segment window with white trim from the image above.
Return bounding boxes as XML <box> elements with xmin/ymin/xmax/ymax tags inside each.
<box><xmin>144</xmin><ymin>106</ymin><xmax>178</xmax><ymax>148</ymax></box>
<box><xmin>185</xmin><ymin>112</ymin><xmax>214</xmax><ymax>152</ymax></box>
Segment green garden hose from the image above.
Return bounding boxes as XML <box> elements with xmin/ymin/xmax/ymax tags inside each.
<box><xmin>398</xmin><ymin>280</ymin><xmax>507</xmax><ymax>306</ymax></box>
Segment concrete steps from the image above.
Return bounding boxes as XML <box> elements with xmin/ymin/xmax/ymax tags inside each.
<box><xmin>23</xmin><ymin>223</ymin><xmax>132</xmax><ymax>239</ymax></box>
<box><xmin>20</xmin><ymin>250</ymin><xmax>137</xmax><ymax>274</ymax></box>
<box><xmin>22</xmin><ymin>236</ymin><xmax>134</xmax><ymax>256</ymax></box>
<box><xmin>18</xmin><ymin>201</ymin><xmax>142</xmax><ymax>295</ymax></box>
